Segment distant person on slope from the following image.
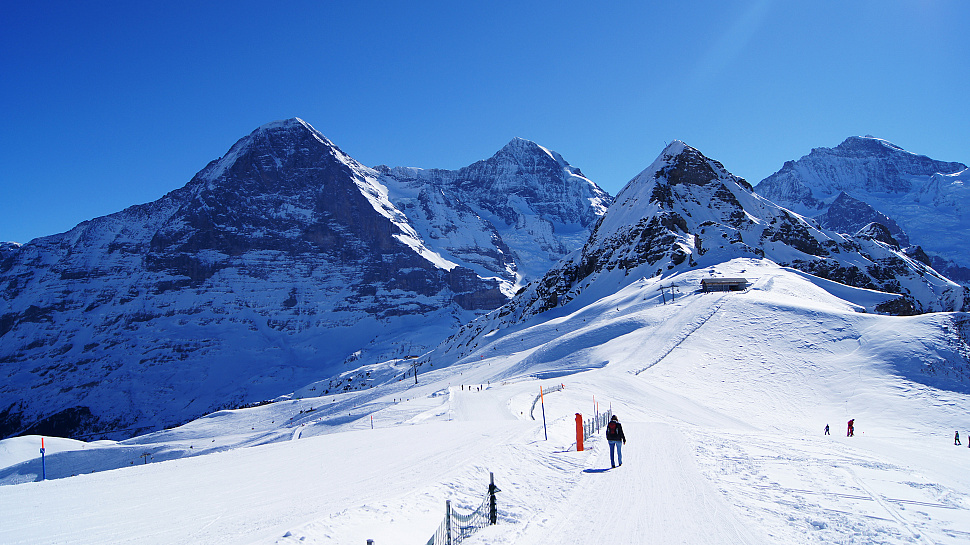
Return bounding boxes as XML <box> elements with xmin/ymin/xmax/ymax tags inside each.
<box><xmin>956</xmin><ymin>431</ymin><xmax>962</xmax><ymax>446</ymax></box>
<box><xmin>605</xmin><ymin>415</ymin><xmax>626</xmax><ymax>468</ymax></box>
<box><xmin>824</xmin><ymin>424</ymin><xmax>830</xmax><ymax>435</ymax></box>
<box><xmin>847</xmin><ymin>419</ymin><xmax>855</xmax><ymax>437</ymax></box>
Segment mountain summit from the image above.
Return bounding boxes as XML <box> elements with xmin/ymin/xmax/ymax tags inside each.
<box><xmin>376</xmin><ymin>137</ymin><xmax>611</xmax><ymax>289</ymax></box>
<box><xmin>756</xmin><ymin>136</ymin><xmax>970</xmax><ymax>282</ymax></box>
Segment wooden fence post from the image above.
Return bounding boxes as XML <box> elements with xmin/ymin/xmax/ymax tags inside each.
<box><xmin>445</xmin><ymin>500</ymin><xmax>452</xmax><ymax>545</ymax></box>
<box><xmin>489</xmin><ymin>472</ymin><xmax>497</xmax><ymax>525</ymax></box>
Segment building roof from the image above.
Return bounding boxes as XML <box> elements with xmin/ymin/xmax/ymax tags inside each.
<box><xmin>701</xmin><ymin>278</ymin><xmax>748</xmax><ymax>284</ymax></box>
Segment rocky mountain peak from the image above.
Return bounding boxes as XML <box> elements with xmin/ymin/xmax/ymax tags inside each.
<box><xmin>760</xmin><ymin>137</ymin><xmax>966</xmax><ymax>207</ymax></box>
<box><xmin>818</xmin><ymin>192</ymin><xmax>910</xmax><ymax>246</ymax></box>
<box><xmin>855</xmin><ymin>222</ymin><xmax>900</xmax><ymax>248</ymax></box>
<box><xmin>756</xmin><ymin>137</ymin><xmax>970</xmax><ymax>287</ymax></box>
<box><xmin>192</xmin><ymin>118</ymin><xmax>358</xmax><ymax>195</ymax></box>
<box><xmin>653</xmin><ymin>141</ymin><xmax>731</xmax><ymax>187</ymax></box>
<box><xmin>497</xmin><ymin>136</ymin><xmax>547</xmax><ymax>156</ymax></box>
<box><xmin>494</xmin><ymin>137</ymin><xmax>565</xmax><ymax>165</ymax></box>
<box><xmin>834</xmin><ymin>135</ymin><xmax>907</xmax><ymax>156</ymax></box>
<box><xmin>592</xmin><ymin>141</ymin><xmax>754</xmax><ymax>248</ymax></box>
<box><xmin>475</xmin><ymin>136</ymin><xmax>589</xmax><ymax>185</ymax></box>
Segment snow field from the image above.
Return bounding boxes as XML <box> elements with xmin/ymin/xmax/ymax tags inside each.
<box><xmin>3</xmin><ymin>259</ymin><xmax>970</xmax><ymax>543</ymax></box>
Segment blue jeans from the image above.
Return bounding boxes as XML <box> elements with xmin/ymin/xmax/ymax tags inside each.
<box><xmin>609</xmin><ymin>440</ymin><xmax>623</xmax><ymax>466</ymax></box>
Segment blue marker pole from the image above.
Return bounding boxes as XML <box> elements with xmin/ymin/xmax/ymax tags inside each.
<box><xmin>40</xmin><ymin>437</ymin><xmax>46</xmax><ymax>481</ymax></box>
<box><xmin>540</xmin><ymin>387</ymin><xmax>548</xmax><ymax>440</ymax></box>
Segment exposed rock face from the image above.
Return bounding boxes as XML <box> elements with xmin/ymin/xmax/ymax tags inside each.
<box><xmin>0</xmin><ymin>119</ymin><xmax>609</xmax><ymax>440</ymax></box>
<box><xmin>0</xmin><ymin>242</ymin><xmax>20</xmax><ymax>262</ymax></box>
<box><xmin>818</xmin><ymin>192</ymin><xmax>910</xmax><ymax>246</ymax></box>
<box><xmin>457</xmin><ymin>141</ymin><xmax>966</xmax><ymax>335</ymax></box>
<box><xmin>756</xmin><ymin>136</ymin><xmax>969</xmax><ymax>283</ymax></box>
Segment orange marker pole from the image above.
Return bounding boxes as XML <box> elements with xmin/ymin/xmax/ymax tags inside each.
<box><xmin>575</xmin><ymin>413</ymin><xmax>584</xmax><ymax>451</ymax></box>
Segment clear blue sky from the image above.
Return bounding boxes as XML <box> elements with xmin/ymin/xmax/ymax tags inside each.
<box><xmin>2</xmin><ymin>1</ymin><xmax>967</xmax><ymax>243</ymax></box>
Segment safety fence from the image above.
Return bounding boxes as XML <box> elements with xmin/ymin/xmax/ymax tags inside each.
<box><xmin>582</xmin><ymin>409</ymin><xmax>613</xmax><ymax>442</ymax></box>
<box><xmin>530</xmin><ymin>383</ymin><xmax>563</xmax><ymax>420</ymax></box>
<box><xmin>424</xmin><ymin>473</ymin><xmax>500</xmax><ymax>545</ymax></box>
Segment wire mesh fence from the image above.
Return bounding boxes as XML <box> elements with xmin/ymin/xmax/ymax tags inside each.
<box><xmin>424</xmin><ymin>474</ymin><xmax>500</xmax><ymax>545</ymax></box>
<box><xmin>583</xmin><ymin>409</ymin><xmax>613</xmax><ymax>441</ymax></box>
<box><xmin>530</xmin><ymin>383</ymin><xmax>564</xmax><ymax>420</ymax></box>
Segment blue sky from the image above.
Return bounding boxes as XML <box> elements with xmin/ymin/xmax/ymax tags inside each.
<box><xmin>2</xmin><ymin>1</ymin><xmax>967</xmax><ymax>243</ymax></box>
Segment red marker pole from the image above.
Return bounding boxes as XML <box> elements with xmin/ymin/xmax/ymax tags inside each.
<box><xmin>575</xmin><ymin>413</ymin><xmax>584</xmax><ymax>451</ymax></box>
<box><xmin>40</xmin><ymin>437</ymin><xmax>46</xmax><ymax>481</ymax></box>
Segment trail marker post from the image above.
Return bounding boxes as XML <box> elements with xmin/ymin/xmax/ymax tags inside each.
<box><xmin>540</xmin><ymin>387</ymin><xmax>548</xmax><ymax>440</ymax></box>
<box><xmin>575</xmin><ymin>413</ymin><xmax>584</xmax><ymax>451</ymax></box>
<box><xmin>40</xmin><ymin>437</ymin><xmax>46</xmax><ymax>481</ymax></box>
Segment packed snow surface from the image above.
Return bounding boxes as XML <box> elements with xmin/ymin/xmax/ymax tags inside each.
<box><xmin>3</xmin><ymin>259</ymin><xmax>970</xmax><ymax>544</ymax></box>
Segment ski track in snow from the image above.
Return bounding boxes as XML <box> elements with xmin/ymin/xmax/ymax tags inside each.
<box><xmin>513</xmin><ymin>422</ymin><xmax>767</xmax><ymax>545</ymax></box>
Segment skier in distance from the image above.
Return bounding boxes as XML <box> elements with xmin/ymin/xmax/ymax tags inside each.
<box><xmin>847</xmin><ymin>419</ymin><xmax>855</xmax><ymax>437</ymax></box>
<box><xmin>956</xmin><ymin>431</ymin><xmax>962</xmax><ymax>446</ymax></box>
<box><xmin>824</xmin><ymin>424</ymin><xmax>830</xmax><ymax>435</ymax></box>
<box><xmin>605</xmin><ymin>415</ymin><xmax>626</xmax><ymax>468</ymax></box>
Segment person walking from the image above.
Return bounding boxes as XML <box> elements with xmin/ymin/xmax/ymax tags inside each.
<box><xmin>956</xmin><ymin>431</ymin><xmax>962</xmax><ymax>446</ymax></box>
<box><xmin>824</xmin><ymin>424</ymin><xmax>830</xmax><ymax>435</ymax></box>
<box><xmin>605</xmin><ymin>415</ymin><xmax>626</xmax><ymax>468</ymax></box>
<box><xmin>847</xmin><ymin>419</ymin><xmax>855</xmax><ymax>437</ymax></box>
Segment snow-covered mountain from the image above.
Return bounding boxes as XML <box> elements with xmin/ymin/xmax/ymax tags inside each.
<box><xmin>434</xmin><ymin>141</ymin><xmax>968</xmax><ymax>354</ymax></box>
<box><xmin>756</xmin><ymin>136</ymin><xmax>970</xmax><ymax>282</ymax></box>
<box><xmin>376</xmin><ymin>137</ymin><xmax>611</xmax><ymax>291</ymax></box>
<box><xmin>0</xmin><ymin>119</ymin><xmax>609</xmax><ymax>440</ymax></box>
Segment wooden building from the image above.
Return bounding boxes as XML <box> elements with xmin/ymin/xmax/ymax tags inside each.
<box><xmin>701</xmin><ymin>278</ymin><xmax>748</xmax><ymax>292</ymax></box>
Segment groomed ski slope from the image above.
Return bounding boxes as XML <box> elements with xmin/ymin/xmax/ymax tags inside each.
<box><xmin>3</xmin><ymin>258</ymin><xmax>970</xmax><ymax>544</ymax></box>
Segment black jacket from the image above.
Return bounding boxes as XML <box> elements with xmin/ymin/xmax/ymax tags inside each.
<box><xmin>605</xmin><ymin>420</ymin><xmax>625</xmax><ymax>442</ymax></box>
